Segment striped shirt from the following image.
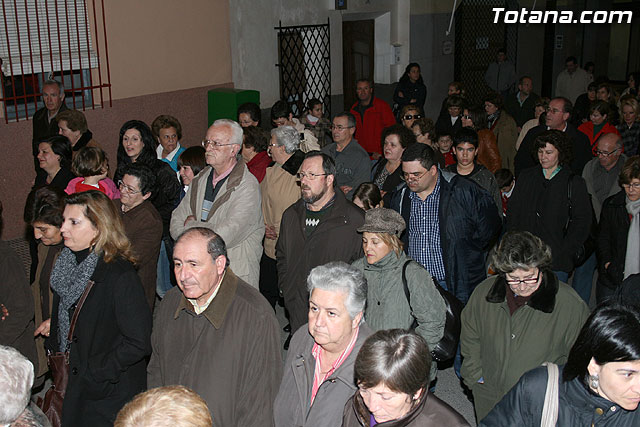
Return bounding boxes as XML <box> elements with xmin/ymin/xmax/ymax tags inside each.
<box><xmin>407</xmin><ymin>176</ymin><xmax>446</xmax><ymax>282</ymax></box>
<box><xmin>310</xmin><ymin>326</ymin><xmax>360</xmax><ymax>405</ymax></box>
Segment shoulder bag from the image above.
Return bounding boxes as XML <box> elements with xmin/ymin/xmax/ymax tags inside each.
<box><xmin>37</xmin><ymin>280</ymin><xmax>94</xmax><ymax>427</ymax></box>
<box><xmin>540</xmin><ymin>362</ymin><xmax>560</xmax><ymax>427</ymax></box>
<box><xmin>563</xmin><ymin>173</ymin><xmax>597</xmax><ymax>267</ymax></box>
<box><xmin>401</xmin><ymin>261</ymin><xmax>463</xmax><ymax>362</ymax></box>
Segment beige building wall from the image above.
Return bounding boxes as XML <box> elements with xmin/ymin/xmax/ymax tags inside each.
<box><xmin>0</xmin><ymin>0</ymin><xmax>232</xmax><ymax>240</ymax></box>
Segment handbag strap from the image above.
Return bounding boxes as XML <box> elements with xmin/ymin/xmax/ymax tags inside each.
<box><xmin>563</xmin><ymin>173</ymin><xmax>574</xmax><ymax>236</ymax></box>
<box><xmin>66</xmin><ymin>280</ymin><xmax>95</xmax><ymax>343</ymax></box>
<box><xmin>401</xmin><ymin>260</ymin><xmax>412</xmax><ymax>308</ymax></box>
<box><xmin>540</xmin><ymin>362</ymin><xmax>560</xmax><ymax>427</ymax></box>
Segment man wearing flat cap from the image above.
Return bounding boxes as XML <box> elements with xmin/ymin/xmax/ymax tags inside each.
<box><xmin>351</xmin><ymin>207</ymin><xmax>446</xmax><ymax>381</ymax></box>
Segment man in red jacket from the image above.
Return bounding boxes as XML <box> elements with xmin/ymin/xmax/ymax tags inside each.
<box><xmin>350</xmin><ymin>78</ymin><xmax>396</xmax><ymax>159</ymax></box>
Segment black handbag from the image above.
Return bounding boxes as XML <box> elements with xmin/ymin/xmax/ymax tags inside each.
<box><xmin>401</xmin><ymin>261</ymin><xmax>463</xmax><ymax>363</ymax></box>
<box><xmin>563</xmin><ymin>174</ymin><xmax>597</xmax><ymax>267</ymax></box>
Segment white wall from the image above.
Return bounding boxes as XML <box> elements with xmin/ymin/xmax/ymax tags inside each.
<box><xmin>228</xmin><ymin>0</ymin><xmax>409</xmax><ymax>106</ymax></box>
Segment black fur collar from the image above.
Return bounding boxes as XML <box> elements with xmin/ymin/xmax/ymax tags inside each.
<box><xmin>485</xmin><ymin>270</ymin><xmax>558</xmax><ymax>313</ymax></box>
<box><xmin>282</xmin><ymin>149</ymin><xmax>305</xmax><ymax>176</ymax></box>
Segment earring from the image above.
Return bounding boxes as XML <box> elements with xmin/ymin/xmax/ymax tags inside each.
<box><xmin>589</xmin><ymin>374</ymin><xmax>599</xmax><ymax>390</ymax></box>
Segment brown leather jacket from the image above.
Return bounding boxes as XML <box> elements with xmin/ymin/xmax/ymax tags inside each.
<box><xmin>476</xmin><ymin>129</ymin><xmax>502</xmax><ymax>174</ymax></box>
<box><xmin>342</xmin><ymin>390</ymin><xmax>470</xmax><ymax>426</ymax></box>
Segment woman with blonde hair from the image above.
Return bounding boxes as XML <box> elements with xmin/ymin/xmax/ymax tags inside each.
<box><xmin>43</xmin><ymin>190</ymin><xmax>152</xmax><ymax>427</ymax></box>
<box><xmin>617</xmin><ymin>96</ymin><xmax>640</xmax><ymax>156</ymax></box>
<box><xmin>351</xmin><ymin>208</ymin><xmax>446</xmax><ymax>381</ymax></box>
<box><xmin>115</xmin><ymin>386</ymin><xmax>212</xmax><ymax>427</ymax></box>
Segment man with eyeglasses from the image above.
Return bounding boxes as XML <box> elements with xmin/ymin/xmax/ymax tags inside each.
<box><xmin>349</xmin><ymin>78</ymin><xmax>396</xmax><ymax>158</ymax></box>
<box><xmin>170</xmin><ymin>119</ymin><xmax>264</xmax><ymax>289</ymax></box>
<box><xmin>389</xmin><ymin>143</ymin><xmax>501</xmax><ymax>305</ymax></box>
<box><xmin>321</xmin><ymin>112</ymin><xmax>370</xmax><ymax>199</ymax></box>
<box><xmin>573</xmin><ymin>133</ymin><xmax>627</xmax><ymax>304</ymax></box>
<box><xmin>276</xmin><ymin>151</ymin><xmax>364</xmax><ymax>341</ymax></box>
<box><xmin>514</xmin><ymin>96</ymin><xmax>591</xmax><ymax>177</ymax></box>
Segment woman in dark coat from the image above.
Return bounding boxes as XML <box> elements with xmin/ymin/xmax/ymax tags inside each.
<box><xmin>44</xmin><ymin>191</ymin><xmax>152</xmax><ymax>426</ymax></box>
<box><xmin>393</xmin><ymin>63</ymin><xmax>427</xmax><ymax>119</ymax></box>
<box><xmin>372</xmin><ymin>124</ymin><xmax>415</xmax><ymax>200</ymax></box>
<box><xmin>480</xmin><ymin>302</ymin><xmax>640</xmax><ymax>426</ymax></box>
<box><xmin>343</xmin><ymin>329</ymin><xmax>469</xmax><ymax>426</ymax></box>
<box><xmin>597</xmin><ymin>156</ymin><xmax>640</xmax><ymax>303</ymax></box>
<box><xmin>506</xmin><ymin>130</ymin><xmax>592</xmax><ymax>282</ymax></box>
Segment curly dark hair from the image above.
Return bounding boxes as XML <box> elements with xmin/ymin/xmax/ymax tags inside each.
<box><xmin>115</xmin><ymin>120</ymin><xmax>157</xmax><ymax>180</ymax></box>
<box><xmin>151</xmin><ymin>115</ymin><xmax>183</xmax><ymax>140</ymax></box>
<box><xmin>483</xmin><ymin>92</ymin><xmax>504</xmax><ymax>110</ymax></box>
<box><xmin>242</xmin><ymin>126</ymin><xmax>269</xmax><ymax>153</ymax></box>
<box><xmin>533</xmin><ymin>130</ymin><xmax>573</xmax><ymax>167</ymax></box>
<box><xmin>380</xmin><ymin>124</ymin><xmax>416</xmax><ymax>152</ymax></box>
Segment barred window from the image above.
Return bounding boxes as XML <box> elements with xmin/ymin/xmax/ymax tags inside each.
<box><xmin>0</xmin><ymin>0</ymin><xmax>111</xmax><ymax>123</ymax></box>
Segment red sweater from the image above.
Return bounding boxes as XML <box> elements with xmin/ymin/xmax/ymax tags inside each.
<box><xmin>350</xmin><ymin>97</ymin><xmax>396</xmax><ymax>156</ymax></box>
<box><xmin>246</xmin><ymin>150</ymin><xmax>272</xmax><ymax>183</ymax></box>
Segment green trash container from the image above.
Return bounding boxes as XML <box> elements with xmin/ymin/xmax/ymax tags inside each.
<box><xmin>207</xmin><ymin>88</ymin><xmax>260</xmax><ymax>126</ymax></box>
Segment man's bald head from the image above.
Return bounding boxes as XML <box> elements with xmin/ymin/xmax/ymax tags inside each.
<box><xmin>596</xmin><ymin>133</ymin><xmax>623</xmax><ymax>171</ymax></box>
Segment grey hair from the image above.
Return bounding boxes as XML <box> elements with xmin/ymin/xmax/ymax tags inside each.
<box><xmin>492</xmin><ymin>231</ymin><xmax>552</xmax><ymax>274</ymax></box>
<box><xmin>43</xmin><ymin>79</ymin><xmax>64</xmax><ymax>93</ymax></box>
<box><xmin>176</xmin><ymin>227</ymin><xmax>229</xmax><ymax>268</ymax></box>
<box><xmin>0</xmin><ymin>346</ymin><xmax>34</xmax><ymax>424</ymax></box>
<box><xmin>212</xmin><ymin>119</ymin><xmax>244</xmax><ymax>146</ymax></box>
<box><xmin>307</xmin><ymin>261</ymin><xmax>367</xmax><ymax>320</ymax></box>
<box><xmin>270</xmin><ymin>125</ymin><xmax>300</xmax><ymax>154</ymax></box>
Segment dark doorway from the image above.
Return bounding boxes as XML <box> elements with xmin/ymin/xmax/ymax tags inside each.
<box><xmin>342</xmin><ymin>19</ymin><xmax>374</xmax><ymax>110</ymax></box>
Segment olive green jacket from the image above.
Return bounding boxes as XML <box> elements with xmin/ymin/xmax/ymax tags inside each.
<box><xmin>460</xmin><ymin>272</ymin><xmax>589</xmax><ymax>421</ymax></box>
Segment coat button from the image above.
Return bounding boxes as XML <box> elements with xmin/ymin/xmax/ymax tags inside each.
<box><xmin>511</xmin><ymin>334</ymin><xmax>515</xmax><ymax>339</ymax></box>
<box><xmin>71</xmin><ymin>367</ymin><xmax>78</xmax><ymax>375</ymax></box>
<box><xmin>595</xmin><ymin>408</ymin><xmax>604</xmax><ymax>415</ymax></box>
<box><xmin>377</xmin><ymin>301</ymin><xmax>380</xmax><ymax>305</ymax></box>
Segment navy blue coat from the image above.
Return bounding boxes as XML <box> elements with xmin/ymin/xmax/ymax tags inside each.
<box><xmin>389</xmin><ymin>171</ymin><xmax>501</xmax><ymax>304</ymax></box>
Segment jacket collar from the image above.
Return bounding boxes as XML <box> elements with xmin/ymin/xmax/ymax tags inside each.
<box><xmin>485</xmin><ymin>270</ymin><xmax>558</xmax><ymax>313</ymax></box>
<box><xmin>73</xmin><ymin>130</ymin><xmax>94</xmax><ymax>151</ymax></box>
<box><xmin>282</xmin><ymin>149</ymin><xmax>305</xmax><ymax>176</ymax></box>
<box><xmin>174</xmin><ymin>267</ymin><xmax>239</xmax><ymax>328</ymax></box>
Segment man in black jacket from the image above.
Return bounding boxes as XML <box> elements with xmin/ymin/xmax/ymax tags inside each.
<box><xmin>389</xmin><ymin>144</ymin><xmax>501</xmax><ymax>305</ymax></box>
<box><xmin>276</xmin><ymin>151</ymin><xmax>364</xmax><ymax>334</ymax></box>
<box><xmin>514</xmin><ymin>97</ymin><xmax>592</xmax><ymax>177</ymax></box>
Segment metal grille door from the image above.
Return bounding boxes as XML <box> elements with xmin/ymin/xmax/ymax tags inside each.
<box><xmin>454</xmin><ymin>0</ymin><xmax>518</xmax><ymax>106</ymax></box>
<box><xmin>275</xmin><ymin>19</ymin><xmax>330</xmax><ymax>117</ymax></box>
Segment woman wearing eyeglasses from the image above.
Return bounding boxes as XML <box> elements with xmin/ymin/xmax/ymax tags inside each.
<box><xmin>460</xmin><ymin>230</ymin><xmax>590</xmax><ymax>422</ymax></box>
<box><xmin>597</xmin><ymin>156</ymin><xmax>640</xmax><ymax>303</ymax></box>
<box><xmin>372</xmin><ymin>124</ymin><xmax>416</xmax><ymax>200</ymax></box>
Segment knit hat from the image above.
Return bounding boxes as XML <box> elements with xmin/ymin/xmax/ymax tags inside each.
<box><xmin>357</xmin><ymin>207</ymin><xmax>406</xmax><ymax>236</ymax></box>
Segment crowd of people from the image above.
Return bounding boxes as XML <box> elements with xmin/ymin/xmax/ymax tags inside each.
<box><xmin>0</xmin><ymin>52</ymin><xmax>640</xmax><ymax>427</ymax></box>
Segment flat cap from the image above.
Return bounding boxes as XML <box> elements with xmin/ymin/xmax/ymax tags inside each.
<box><xmin>357</xmin><ymin>207</ymin><xmax>406</xmax><ymax>236</ymax></box>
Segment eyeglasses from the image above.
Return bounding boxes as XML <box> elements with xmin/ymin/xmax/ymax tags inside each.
<box><xmin>117</xmin><ymin>180</ymin><xmax>141</xmax><ymax>194</ymax></box>
<box><xmin>505</xmin><ymin>270</ymin><xmax>541</xmax><ymax>286</ymax></box>
<box><xmin>296</xmin><ymin>171</ymin><xmax>328</xmax><ymax>180</ymax></box>
<box><xmin>462</xmin><ymin>115</ymin><xmax>472</xmax><ymax>120</ymax></box>
<box><xmin>622</xmin><ymin>182</ymin><xmax>640</xmax><ymax>190</ymax></box>
<box><xmin>330</xmin><ymin>124</ymin><xmax>353</xmax><ymax>131</ymax></box>
<box><xmin>401</xmin><ymin>170</ymin><xmax>428</xmax><ymax>181</ymax></box>
<box><xmin>403</xmin><ymin>114</ymin><xmax>422</xmax><ymax>121</ymax></box>
<box><xmin>201</xmin><ymin>139</ymin><xmax>235</xmax><ymax>149</ymax></box>
<box><xmin>268</xmin><ymin>143</ymin><xmax>280</xmax><ymax>148</ymax></box>
<box><xmin>595</xmin><ymin>148</ymin><xmax>619</xmax><ymax>157</ymax></box>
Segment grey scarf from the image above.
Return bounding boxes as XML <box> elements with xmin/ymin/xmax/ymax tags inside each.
<box><xmin>50</xmin><ymin>248</ymin><xmax>99</xmax><ymax>352</ymax></box>
<box><xmin>624</xmin><ymin>196</ymin><xmax>640</xmax><ymax>279</ymax></box>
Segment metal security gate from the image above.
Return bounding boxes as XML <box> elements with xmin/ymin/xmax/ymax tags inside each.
<box><xmin>275</xmin><ymin>19</ymin><xmax>331</xmax><ymax>117</ymax></box>
<box><xmin>454</xmin><ymin>0</ymin><xmax>518</xmax><ymax>107</ymax></box>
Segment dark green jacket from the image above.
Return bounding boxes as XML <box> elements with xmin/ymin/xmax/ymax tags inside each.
<box><xmin>460</xmin><ymin>272</ymin><xmax>589</xmax><ymax>421</ymax></box>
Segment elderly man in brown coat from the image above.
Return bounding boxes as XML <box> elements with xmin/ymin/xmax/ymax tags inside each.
<box><xmin>148</xmin><ymin>228</ymin><xmax>282</xmax><ymax>427</ymax></box>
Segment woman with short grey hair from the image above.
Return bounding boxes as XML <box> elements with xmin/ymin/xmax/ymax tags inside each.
<box><xmin>271</xmin><ymin>125</ymin><xmax>300</xmax><ymax>154</ymax></box>
<box><xmin>0</xmin><ymin>345</ymin><xmax>34</xmax><ymax>425</ymax></box>
<box><xmin>259</xmin><ymin>125</ymin><xmax>305</xmax><ymax>309</ymax></box>
<box><xmin>306</xmin><ymin>261</ymin><xmax>367</xmax><ymax>320</ymax></box>
<box><xmin>274</xmin><ymin>261</ymin><xmax>373</xmax><ymax>427</ymax></box>
<box><xmin>461</xmin><ymin>230</ymin><xmax>590</xmax><ymax>421</ymax></box>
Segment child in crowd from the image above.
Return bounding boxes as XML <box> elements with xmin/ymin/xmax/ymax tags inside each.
<box><xmin>177</xmin><ymin>146</ymin><xmax>206</xmax><ymax>201</ymax></box>
<box><xmin>436</xmin><ymin>131</ymin><xmax>456</xmax><ymax>167</ymax></box>
<box><xmin>299</xmin><ymin>98</ymin><xmax>331</xmax><ymax>147</ymax></box>
<box><xmin>495</xmin><ymin>168</ymin><xmax>515</xmax><ymax>218</ymax></box>
<box><xmin>352</xmin><ymin>182</ymin><xmax>382</xmax><ymax>211</ymax></box>
<box><xmin>65</xmin><ymin>146</ymin><xmax>120</xmax><ymax>199</ymax></box>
